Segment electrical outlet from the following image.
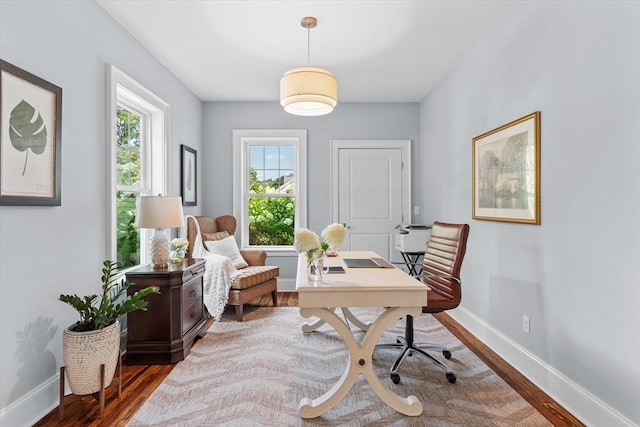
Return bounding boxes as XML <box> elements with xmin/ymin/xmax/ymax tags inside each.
<box><xmin>522</xmin><ymin>315</ymin><xmax>530</xmax><ymax>334</ymax></box>
<box><xmin>413</xmin><ymin>206</ymin><xmax>420</xmax><ymax>215</ymax></box>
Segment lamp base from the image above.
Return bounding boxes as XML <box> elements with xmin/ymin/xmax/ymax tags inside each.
<box><xmin>150</xmin><ymin>229</ymin><xmax>170</xmax><ymax>269</ymax></box>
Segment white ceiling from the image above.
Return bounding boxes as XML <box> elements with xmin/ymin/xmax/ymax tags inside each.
<box><xmin>97</xmin><ymin>1</ymin><xmax>524</xmax><ymax>103</ymax></box>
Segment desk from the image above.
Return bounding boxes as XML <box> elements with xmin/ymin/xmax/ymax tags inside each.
<box><xmin>296</xmin><ymin>251</ymin><xmax>428</xmax><ymax>418</ymax></box>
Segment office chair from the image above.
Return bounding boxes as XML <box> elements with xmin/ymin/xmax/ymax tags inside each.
<box><xmin>377</xmin><ymin>221</ymin><xmax>470</xmax><ymax>384</ymax></box>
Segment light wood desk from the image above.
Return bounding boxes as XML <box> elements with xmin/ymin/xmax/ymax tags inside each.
<box><xmin>295</xmin><ymin>251</ymin><xmax>428</xmax><ymax>418</ymax></box>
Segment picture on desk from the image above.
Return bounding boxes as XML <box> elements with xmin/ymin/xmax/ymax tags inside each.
<box><xmin>311</xmin><ymin>265</ymin><xmax>345</xmax><ymax>274</ymax></box>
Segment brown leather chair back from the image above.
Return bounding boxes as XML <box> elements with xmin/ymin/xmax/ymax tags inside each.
<box><xmin>186</xmin><ymin>215</ymin><xmax>237</xmax><ymax>258</ymax></box>
<box><xmin>421</xmin><ymin>221</ymin><xmax>470</xmax><ymax>313</ymax></box>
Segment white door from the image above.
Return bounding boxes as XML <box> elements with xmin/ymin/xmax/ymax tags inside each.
<box><xmin>330</xmin><ymin>140</ymin><xmax>411</xmax><ymax>262</ymax></box>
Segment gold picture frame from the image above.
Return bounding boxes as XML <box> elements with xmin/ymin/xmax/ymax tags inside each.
<box><xmin>472</xmin><ymin>112</ymin><xmax>540</xmax><ymax>224</ymax></box>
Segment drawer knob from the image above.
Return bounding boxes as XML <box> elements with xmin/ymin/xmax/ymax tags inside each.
<box><xmin>191</xmin><ymin>310</ymin><xmax>197</xmax><ymax>318</ymax></box>
<box><xmin>190</xmin><ymin>290</ymin><xmax>197</xmax><ymax>298</ymax></box>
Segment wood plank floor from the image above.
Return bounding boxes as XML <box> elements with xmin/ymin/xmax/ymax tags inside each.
<box><xmin>35</xmin><ymin>292</ymin><xmax>583</xmax><ymax>426</ymax></box>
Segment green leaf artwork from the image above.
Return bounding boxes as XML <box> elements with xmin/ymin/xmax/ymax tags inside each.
<box><xmin>9</xmin><ymin>99</ymin><xmax>48</xmax><ymax>176</ymax></box>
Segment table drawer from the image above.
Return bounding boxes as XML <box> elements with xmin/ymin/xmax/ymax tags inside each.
<box><xmin>182</xmin><ymin>277</ymin><xmax>202</xmax><ymax>305</ymax></box>
<box><xmin>182</xmin><ymin>300</ymin><xmax>203</xmax><ymax>334</ymax></box>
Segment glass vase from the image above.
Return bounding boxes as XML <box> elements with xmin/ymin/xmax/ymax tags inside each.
<box><xmin>308</xmin><ymin>257</ymin><xmax>327</xmax><ymax>282</ymax></box>
<box><xmin>170</xmin><ymin>248</ymin><xmax>186</xmax><ymax>263</ymax></box>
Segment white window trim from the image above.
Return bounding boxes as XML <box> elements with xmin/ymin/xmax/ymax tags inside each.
<box><xmin>106</xmin><ymin>64</ymin><xmax>170</xmax><ymax>266</ymax></box>
<box><xmin>233</xmin><ymin>129</ymin><xmax>307</xmax><ymax>257</ymax></box>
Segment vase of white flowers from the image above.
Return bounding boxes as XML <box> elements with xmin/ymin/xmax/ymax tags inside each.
<box><xmin>294</xmin><ymin>223</ymin><xmax>346</xmax><ymax>282</ymax></box>
<box><xmin>170</xmin><ymin>237</ymin><xmax>189</xmax><ymax>263</ymax></box>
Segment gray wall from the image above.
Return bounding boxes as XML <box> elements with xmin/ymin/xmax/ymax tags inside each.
<box><xmin>202</xmin><ymin>102</ymin><xmax>420</xmax><ymax>282</ymax></box>
<box><xmin>419</xmin><ymin>2</ymin><xmax>640</xmax><ymax>424</ymax></box>
<box><xmin>0</xmin><ymin>2</ymin><xmax>202</xmax><ymax>425</ymax></box>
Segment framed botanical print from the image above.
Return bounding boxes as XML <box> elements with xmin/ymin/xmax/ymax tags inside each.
<box><xmin>1</xmin><ymin>59</ymin><xmax>62</xmax><ymax>206</ymax></box>
<box><xmin>181</xmin><ymin>144</ymin><xmax>197</xmax><ymax>206</ymax></box>
<box><xmin>472</xmin><ymin>112</ymin><xmax>541</xmax><ymax>224</ymax></box>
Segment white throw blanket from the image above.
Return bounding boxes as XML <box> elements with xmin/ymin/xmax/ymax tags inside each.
<box><xmin>184</xmin><ymin>215</ymin><xmax>241</xmax><ymax>321</ymax></box>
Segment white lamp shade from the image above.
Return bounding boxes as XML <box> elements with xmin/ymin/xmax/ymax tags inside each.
<box><xmin>136</xmin><ymin>196</ymin><xmax>184</xmax><ymax>229</ymax></box>
<box><xmin>280</xmin><ymin>66</ymin><xmax>337</xmax><ymax>116</ymax></box>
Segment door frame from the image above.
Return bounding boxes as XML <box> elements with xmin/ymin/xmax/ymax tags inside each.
<box><xmin>330</xmin><ymin>139</ymin><xmax>412</xmax><ymax>227</ymax></box>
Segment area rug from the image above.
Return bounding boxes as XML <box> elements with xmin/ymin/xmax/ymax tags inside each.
<box><xmin>128</xmin><ymin>307</ymin><xmax>551</xmax><ymax>426</ymax></box>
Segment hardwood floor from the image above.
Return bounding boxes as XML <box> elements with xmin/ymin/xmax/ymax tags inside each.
<box><xmin>35</xmin><ymin>292</ymin><xmax>583</xmax><ymax>426</ymax></box>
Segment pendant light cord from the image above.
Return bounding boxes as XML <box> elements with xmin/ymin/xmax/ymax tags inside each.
<box><xmin>307</xmin><ymin>24</ymin><xmax>311</xmax><ymax>65</ymax></box>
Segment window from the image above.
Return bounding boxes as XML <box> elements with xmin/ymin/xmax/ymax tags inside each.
<box><xmin>233</xmin><ymin>130</ymin><xmax>307</xmax><ymax>253</ymax></box>
<box><xmin>107</xmin><ymin>65</ymin><xmax>169</xmax><ymax>269</ymax></box>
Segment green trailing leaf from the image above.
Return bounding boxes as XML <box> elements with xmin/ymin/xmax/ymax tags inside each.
<box><xmin>9</xmin><ymin>100</ymin><xmax>48</xmax><ymax>176</ymax></box>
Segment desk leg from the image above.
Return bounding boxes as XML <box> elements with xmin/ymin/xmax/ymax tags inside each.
<box><xmin>341</xmin><ymin>308</ymin><xmax>370</xmax><ymax>331</ymax></box>
<box><xmin>298</xmin><ymin>307</ymin><xmax>423</xmax><ymax>418</ymax></box>
<box><xmin>302</xmin><ymin>308</ymin><xmax>370</xmax><ymax>333</ymax></box>
<box><xmin>301</xmin><ymin>307</ymin><xmax>335</xmax><ymax>332</ymax></box>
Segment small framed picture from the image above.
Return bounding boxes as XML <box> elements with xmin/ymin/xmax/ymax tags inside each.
<box><xmin>472</xmin><ymin>112</ymin><xmax>541</xmax><ymax>224</ymax></box>
<box><xmin>1</xmin><ymin>60</ymin><xmax>62</xmax><ymax>206</ymax></box>
<box><xmin>181</xmin><ymin>144</ymin><xmax>197</xmax><ymax>206</ymax></box>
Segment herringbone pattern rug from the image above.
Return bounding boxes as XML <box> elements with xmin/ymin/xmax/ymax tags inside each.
<box><xmin>128</xmin><ymin>307</ymin><xmax>551</xmax><ymax>426</ymax></box>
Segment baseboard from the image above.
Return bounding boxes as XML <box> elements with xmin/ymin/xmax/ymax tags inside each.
<box><xmin>449</xmin><ymin>306</ymin><xmax>637</xmax><ymax>427</ymax></box>
<box><xmin>0</xmin><ymin>373</ymin><xmax>58</xmax><ymax>427</ymax></box>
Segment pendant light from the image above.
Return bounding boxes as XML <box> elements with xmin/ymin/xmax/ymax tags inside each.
<box><xmin>280</xmin><ymin>17</ymin><xmax>338</xmax><ymax>116</ymax></box>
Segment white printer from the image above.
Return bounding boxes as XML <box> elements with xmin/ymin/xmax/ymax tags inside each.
<box><xmin>394</xmin><ymin>224</ymin><xmax>431</xmax><ymax>253</ymax></box>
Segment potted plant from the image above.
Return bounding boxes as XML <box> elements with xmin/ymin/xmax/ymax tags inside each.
<box><xmin>59</xmin><ymin>260</ymin><xmax>159</xmax><ymax>395</ymax></box>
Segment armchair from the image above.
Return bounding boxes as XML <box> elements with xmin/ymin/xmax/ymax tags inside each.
<box><xmin>377</xmin><ymin>221</ymin><xmax>469</xmax><ymax>384</ymax></box>
<box><xmin>186</xmin><ymin>215</ymin><xmax>278</xmax><ymax>321</ymax></box>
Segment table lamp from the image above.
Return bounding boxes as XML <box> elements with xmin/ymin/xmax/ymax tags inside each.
<box><xmin>136</xmin><ymin>195</ymin><xmax>184</xmax><ymax>269</ymax></box>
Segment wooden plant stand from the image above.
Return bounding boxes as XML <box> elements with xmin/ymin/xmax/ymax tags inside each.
<box><xmin>59</xmin><ymin>352</ymin><xmax>122</xmax><ymax>420</ymax></box>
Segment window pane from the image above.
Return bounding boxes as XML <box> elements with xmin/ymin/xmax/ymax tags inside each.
<box><xmin>116</xmin><ymin>191</ymin><xmax>140</xmax><ymax>268</ymax></box>
<box><xmin>265</xmin><ymin>145</ymin><xmax>279</xmax><ymax>169</ymax></box>
<box><xmin>280</xmin><ymin>145</ymin><xmax>294</xmax><ymax>169</ymax></box>
<box><xmin>248</xmin><ymin>196</ymin><xmax>295</xmax><ymax>246</ymax></box>
<box><xmin>249</xmin><ymin>167</ymin><xmax>265</xmax><ymax>193</ymax></box>
<box><xmin>264</xmin><ymin>170</ymin><xmax>280</xmax><ymax>182</ymax></box>
<box><xmin>116</xmin><ymin>106</ymin><xmax>142</xmax><ymax>187</ymax></box>
<box><xmin>249</xmin><ymin>145</ymin><xmax>264</xmax><ymax>170</ymax></box>
<box><xmin>281</xmin><ymin>171</ymin><xmax>294</xmax><ymax>192</ymax></box>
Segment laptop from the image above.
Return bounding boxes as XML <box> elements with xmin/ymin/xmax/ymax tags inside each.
<box><xmin>343</xmin><ymin>257</ymin><xmax>394</xmax><ymax>268</ymax></box>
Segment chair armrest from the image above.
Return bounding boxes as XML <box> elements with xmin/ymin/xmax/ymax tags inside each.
<box><xmin>239</xmin><ymin>249</ymin><xmax>267</xmax><ymax>266</ymax></box>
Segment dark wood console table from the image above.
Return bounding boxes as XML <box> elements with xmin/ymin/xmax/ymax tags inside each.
<box><xmin>125</xmin><ymin>258</ymin><xmax>206</xmax><ymax>364</ymax></box>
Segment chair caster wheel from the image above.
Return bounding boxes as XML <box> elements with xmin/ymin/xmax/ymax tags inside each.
<box><xmin>446</xmin><ymin>372</ymin><xmax>456</xmax><ymax>383</ymax></box>
<box><xmin>391</xmin><ymin>373</ymin><xmax>401</xmax><ymax>384</ymax></box>
<box><xmin>443</xmin><ymin>350</ymin><xmax>452</xmax><ymax>359</ymax></box>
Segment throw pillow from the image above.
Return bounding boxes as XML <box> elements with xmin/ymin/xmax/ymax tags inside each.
<box><xmin>205</xmin><ymin>236</ymin><xmax>248</xmax><ymax>269</ymax></box>
<box><xmin>202</xmin><ymin>231</ymin><xmax>229</xmax><ymax>242</ymax></box>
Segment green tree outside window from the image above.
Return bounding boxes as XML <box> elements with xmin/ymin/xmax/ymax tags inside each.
<box><xmin>116</xmin><ymin>107</ymin><xmax>141</xmax><ymax>268</ymax></box>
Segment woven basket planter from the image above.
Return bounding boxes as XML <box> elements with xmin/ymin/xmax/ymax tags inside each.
<box><xmin>63</xmin><ymin>320</ymin><xmax>120</xmax><ymax>395</ymax></box>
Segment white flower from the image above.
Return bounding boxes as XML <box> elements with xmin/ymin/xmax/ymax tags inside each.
<box><xmin>283</xmin><ymin>218</ymin><xmax>293</xmax><ymax>226</ymax></box>
<box><xmin>171</xmin><ymin>238</ymin><xmax>189</xmax><ymax>250</ymax></box>
<box><xmin>294</xmin><ymin>228</ymin><xmax>321</xmax><ymax>253</ymax></box>
<box><xmin>322</xmin><ymin>223</ymin><xmax>346</xmax><ymax>249</ymax></box>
